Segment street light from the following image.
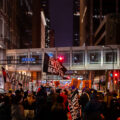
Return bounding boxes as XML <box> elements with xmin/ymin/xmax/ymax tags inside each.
<box><xmin>103</xmin><ymin>45</ymin><xmax>114</xmax><ymax>90</ymax></box>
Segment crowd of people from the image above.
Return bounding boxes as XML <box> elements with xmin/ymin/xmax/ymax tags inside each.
<box><xmin>0</xmin><ymin>81</ymin><xmax>120</xmax><ymax>120</ymax></box>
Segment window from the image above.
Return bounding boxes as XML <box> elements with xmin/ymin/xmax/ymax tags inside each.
<box><xmin>57</xmin><ymin>52</ymin><xmax>70</xmax><ymax>66</ymax></box>
<box><xmin>104</xmin><ymin>50</ymin><xmax>117</xmax><ymax>64</ymax></box>
<box><xmin>88</xmin><ymin>50</ymin><xmax>101</xmax><ymax>64</ymax></box>
<box><xmin>30</xmin><ymin>52</ymin><xmax>42</xmax><ymax>65</ymax></box>
<box><xmin>7</xmin><ymin>56</ymin><xmax>15</xmax><ymax>64</ymax></box>
<box><xmin>17</xmin><ymin>53</ymin><xmax>28</xmax><ymax>64</ymax></box>
<box><xmin>72</xmin><ymin>51</ymin><xmax>84</xmax><ymax>65</ymax></box>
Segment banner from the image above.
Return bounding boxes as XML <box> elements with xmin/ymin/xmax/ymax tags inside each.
<box><xmin>43</xmin><ymin>53</ymin><xmax>67</xmax><ymax>77</ymax></box>
<box><xmin>82</xmin><ymin>80</ymin><xmax>92</xmax><ymax>89</ymax></box>
<box><xmin>54</xmin><ymin>81</ymin><xmax>60</xmax><ymax>87</ymax></box>
<box><xmin>70</xmin><ymin>78</ymin><xmax>81</xmax><ymax>88</ymax></box>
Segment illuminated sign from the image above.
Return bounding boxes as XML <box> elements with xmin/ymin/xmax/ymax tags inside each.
<box><xmin>22</xmin><ymin>58</ymin><xmax>35</xmax><ymax>62</ymax></box>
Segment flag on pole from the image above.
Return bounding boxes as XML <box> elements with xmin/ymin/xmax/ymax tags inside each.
<box><xmin>43</xmin><ymin>53</ymin><xmax>67</xmax><ymax>77</ymax></box>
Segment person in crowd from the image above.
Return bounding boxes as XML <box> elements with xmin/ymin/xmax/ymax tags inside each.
<box><xmin>0</xmin><ymin>95</ymin><xmax>11</xmax><ymax>120</ymax></box>
<box><xmin>104</xmin><ymin>89</ymin><xmax>112</xmax><ymax>108</ymax></box>
<box><xmin>46</xmin><ymin>87</ymin><xmax>57</xmax><ymax>118</ymax></box>
<box><xmin>23</xmin><ymin>92</ymin><xmax>36</xmax><ymax>120</ymax></box>
<box><xmin>79</xmin><ymin>89</ymin><xmax>90</xmax><ymax>120</ymax></box>
<box><xmin>110</xmin><ymin>91</ymin><xmax>119</xmax><ymax>120</ymax></box>
<box><xmin>35</xmin><ymin>86</ymin><xmax>48</xmax><ymax>120</ymax></box>
<box><xmin>60</xmin><ymin>89</ymin><xmax>68</xmax><ymax>110</ymax></box>
<box><xmin>68</xmin><ymin>79</ymin><xmax>81</xmax><ymax>120</ymax></box>
<box><xmin>51</xmin><ymin>95</ymin><xmax>68</xmax><ymax>120</ymax></box>
<box><xmin>11</xmin><ymin>94</ymin><xmax>25</xmax><ymax>120</ymax></box>
<box><xmin>117</xmin><ymin>98</ymin><xmax>120</xmax><ymax>118</ymax></box>
<box><xmin>8</xmin><ymin>89</ymin><xmax>15</xmax><ymax>104</ymax></box>
<box><xmin>84</xmin><ymin>90</ymin><xmax>105</xmax><ymax>120</ymax></box>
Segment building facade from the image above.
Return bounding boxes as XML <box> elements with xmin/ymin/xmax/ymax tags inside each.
<box><xmin>41</xmin><ymin>0</ymin><xmax>55</xmax><ymax>48</ymax></box>
<box><xmin>77</xmin><ymin>0</ymin><xmax>120</xmax><ymax>46</ymax></box>
<box><xmin>73</xmin><ymin>0</ymin><xmax>80</xmax><ymax>46</ymax></box>
<box><xmin>0</xmin><ymin>0</ymin><xmax>21</xmax><ymax>49</ymax></box>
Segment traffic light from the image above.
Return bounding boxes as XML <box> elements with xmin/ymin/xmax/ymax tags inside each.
<box><xmin>58</xmin><ymin>56</ymin><xmax>64</xmax><ymax>63</ymax></box>
<box><xmin>113</xmin><ymin>72</ymin><xmax>119</xmax><ymax>84</ymax></box>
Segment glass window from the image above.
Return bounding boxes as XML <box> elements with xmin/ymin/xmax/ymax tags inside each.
<box><xmin>88</xmin><ymin>50</ymin><xmax>101</xmax><ymax>64</ymax></box>
<box><xmin>104</xmin><ymin>50</ymin><xmax>117</xmax><ymax>64</ymax></box>
<box><xmin>7</xmin><ymin>56</ymin><xmax>15</xmax><ymax>64</ymax></box>
<box><xmin>30</xmin><ymin>52</ymin><xmax>42</xmax><ymax>65</ymax></box>
<box><xmin>57</xmin><ymin>52</ymin><xmax>70</xmax><ymax>66</ymax></box>
<box><xmin>72</xmin><ymin>51</ymin><xmax>84</xmax><ymax>65</ymax></box>
<box><xmin>17</xmin><ymin>53</ymin><xmax>28</xmax><ymax>64</ymax></box>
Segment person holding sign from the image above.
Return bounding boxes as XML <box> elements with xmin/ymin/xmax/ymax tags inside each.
<box><xmin>68</xmin><ymin>79</ymin><xmax>81</xmax><ymax>120</ymax></box>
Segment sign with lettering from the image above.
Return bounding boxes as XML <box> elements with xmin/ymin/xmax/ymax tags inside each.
<box><xmin>22</xmin><ymin>58</ymin><xmax>35</xmax><ymax>62</ymax></box>
<box><xmin>43</xmin><ymin>53</ymin><xmax>67</xmax><ymax>77</ymax></box>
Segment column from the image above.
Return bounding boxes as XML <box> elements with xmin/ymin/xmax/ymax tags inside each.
<box><xmin>80</xmin><ymin>0</ymin><xmax>90</xmax><ymax>46</ymax></box>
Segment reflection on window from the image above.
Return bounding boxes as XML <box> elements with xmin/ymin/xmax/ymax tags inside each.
<box><xmin>104</xmin><ymin>50</ymin><xmax>117</xmax><ymax>64</ymax></box>
<box><xmin>88</xmin><ymin>50</ymin><xmax>101</xmax><ymax>64</ymax></box>
<box><xmin>72</xmin><ymin>51</ymin><xmax>84</xmax><ymax>65</ymax></box>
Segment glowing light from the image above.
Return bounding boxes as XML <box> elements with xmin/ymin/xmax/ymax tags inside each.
<box><xmin>58</xmin><ymin>56</ymin><xmax>64</xmax><ymax>62</ymax></box>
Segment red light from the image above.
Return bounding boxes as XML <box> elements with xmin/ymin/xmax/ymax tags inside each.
<box><xmin>114</xmin><ymin>73</ymin><xmax>118</xmax><ymax>77</ymax></box>
<box><xmin>59</xmin><ymin>57</ymin><xmax>63</xmax><ymax>60</ymax></box>
<box><xmin>114</xmin><ymin>80</ymin><xmax>117</xmax><ymax>84</ymax></box>
<box><xmin>58</xmin><ymin>56</ymin><xmax>64</xmax><ymax>62</ymax></box>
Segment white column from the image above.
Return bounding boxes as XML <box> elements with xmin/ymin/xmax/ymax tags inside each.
<box><xmin>117</xmin><ymin>48</ymin><xmax>119</xmax><ymax>67</ymax></box>
<box><xmin>84</xmin><ymin>47</ymin><xmax>87</xmax><ymax>68</ymax></box>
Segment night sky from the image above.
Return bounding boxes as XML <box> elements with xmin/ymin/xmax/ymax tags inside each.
<box><xmin>49</xmin><ymin>0</ymin><xmax>73</xmax><ymax>47</ymax></box>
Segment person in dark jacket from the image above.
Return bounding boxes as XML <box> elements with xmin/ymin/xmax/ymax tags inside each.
<box><xmin>51</xmin><ymin>95</ymin><xmax>67</xmax><ymax>120</ymax></box>
<box><xmin>35</xmin><ymin>86</ymin><xmax>48</xmax><ymax>120</ymax></box>
<box><xmin>84</xmin><ymin>91</ymin><xmax>104</xmax><ymax>120</ymax></box>
<box><xmin>0</xmin><ymin>95</ymin><xmax>11</xmax><ymax>120</ymax></box>
<box><xmin>11</xmin><ymin>95</ymin><xmax>25</xmax><ymax>120</ymax></box>
<box><xmin>110</xmin><ymin>92</ymin><xmax>119</xmax><ymax>120</ymax></box>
